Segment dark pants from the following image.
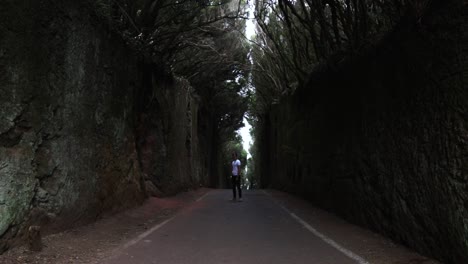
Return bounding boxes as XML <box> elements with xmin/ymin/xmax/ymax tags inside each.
<box><xmin>231</xmin><ymin>175</ymin><xmax>242</xmax><ymax>199</ymax></box>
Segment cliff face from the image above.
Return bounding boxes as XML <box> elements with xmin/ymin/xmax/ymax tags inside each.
<box><xmin>136</xmin><ymin>70</ymin><xmax>211</xmax><ymax>195</ymax></box>
<box><xmin>0</xmin><ymin>1</ymin><xmax>212</xmax><ymax>251</ymax></box>
<box><xmin>0</xmin><ymin>1</ymin><xmax>146</xmax><ymax>250</ymax></box>
<box><xmin>258</xmin><ymin>1</ymin><xmax>467</xmax><ymax>263</ymax></box>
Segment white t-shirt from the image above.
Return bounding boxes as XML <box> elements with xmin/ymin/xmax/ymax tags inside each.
<box><xmin>232</xmin><ymin>159</ymin><xmax>241</xmax><ymax>176</ymax></box>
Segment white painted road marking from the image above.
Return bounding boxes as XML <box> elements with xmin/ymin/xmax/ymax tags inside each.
<box><xmin>120</xmin><ymin>191</ymin><xmax>211</xmax><ymax>250</ymax></box>
<box><xmin>122</xmin><ymin>217</ymin><xmax>175</xmax><ymax>249</ymax></box>
<box><xmin>195</xmin><ymin>191</ymin><xmax>210</xmax><ymax>202</ymax></box>
<box><xmin>263</xmin><ymin>190</ymin><xmax>370</xmax><ymax>264</ymax></box>
<box><xmin>288</xmin><ymin>212</ymin><xmax>370</xmax><ymax>264</ymax></box>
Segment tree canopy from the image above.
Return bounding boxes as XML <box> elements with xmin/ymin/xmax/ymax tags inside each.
<box><xmin>90</xmin><ymin>1</ymin><xmax>253</xmax><ymax>188</ymax></box>
<box><xmin>92</xmin><ymin>0</ymin><xmax>252</xmax><ymax>144</ymax></box>
<box><xmin>250</xmin><ymin>0</ymin><xmax>432</xmax><ymax>115</ymax></box>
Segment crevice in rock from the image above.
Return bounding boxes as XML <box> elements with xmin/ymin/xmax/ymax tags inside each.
<box><xmin>0</xmin><ymin>97</ymin><xmax>35</xmax><ymax>148</ymax></box>
<box><xmin>36</xmin><ymin>165</ymin><xmax>58</xmax><ymax>181</ymax></box>
<box><xmin>0</xmin><ymin>126</ymin><xmax>24</xmax><ymax>148</ymax></box>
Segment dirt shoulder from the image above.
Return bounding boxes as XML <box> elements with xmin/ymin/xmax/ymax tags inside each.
<box><xmin>0</xmin><ymin>188</ymin><xmax>211</xmax><ymax>264</ymax></box>
<box><xmin>266</xmin><ymin>189</ymin><xmax>441</xmax><ymax>264</ymax></box>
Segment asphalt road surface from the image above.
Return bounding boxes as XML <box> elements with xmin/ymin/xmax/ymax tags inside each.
<box><xmin>106</xmin><ymin>189</ymin><xmax>366</xmax><ymax>264</ymax></box>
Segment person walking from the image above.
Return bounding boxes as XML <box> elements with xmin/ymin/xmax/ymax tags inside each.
<box><xmin>231</xmin><ymin>152</ymin><xmax>242</xmax><ymax>202</ymax></box>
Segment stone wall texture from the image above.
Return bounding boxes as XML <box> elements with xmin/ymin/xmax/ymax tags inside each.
<box><xmin>136</xmin><ymin>69</ymin><xmax>212</xmax><ymax>195</ymax></box>
<box><xmin>258</xmin><ymin>1</ymin><xmax>467</xmax><ymax>263</ymax></box>
<box><xmin>0</xmin><ymin>0</ymin><xmax>212</xmax><ymax>251</ymax></box>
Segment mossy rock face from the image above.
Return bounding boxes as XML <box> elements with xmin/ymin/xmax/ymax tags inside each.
<box><xmin>0</xmin><ymin>0</ymin><xmax>148</xmax><ymax>251</ymax></box>
<box><xmin>0</xmin><ymin>1</ymin><xmax>40</xmax><ymax>245</ymax></box>
<box><xmin>0</xmin><ymin>150</ymin><xmax>36</xmax><ymax>237</ymax></box>
<box><xmin>0</xmin><ymin>0</ymin><xmax>213</xmax><ymax>252</ymax></box>
<box><xmin>0</xmin><ymin>135</ymin><xmax>38</xmax><ymax>248</ymax></box>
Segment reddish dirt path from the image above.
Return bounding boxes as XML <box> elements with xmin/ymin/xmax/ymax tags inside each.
<box><xmin>0</xmin><ymin>188</ymin><xmax>441</xmax><ymax>264</ymax></box>
<box><xmin>0</xmin><ymin>188</ymin><xmax>211</xmax><ymax>264</ymax></box>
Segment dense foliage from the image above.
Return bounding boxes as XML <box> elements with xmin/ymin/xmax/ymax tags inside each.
<box><xmin>248</xmin><ymin>0</ymin><xmax>432</xmax><ymax>187</ymax></box>
<box><xmin>91</xmin><ymin>0</ymin><xmax>252</xmax><ymax>161</ymax></box>
<box><xmin>250</xmin><ymin>0</ymin><xmax>431</xmax><ymax>113</ymax></box>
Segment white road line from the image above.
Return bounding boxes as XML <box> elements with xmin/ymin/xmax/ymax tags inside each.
<box><xmin>122</xmin><ymin>190</ymin><xmax>210</xmax><ymax>250</ymax></box>
<box><xmin>195</xmin><ymin>191</ymin><xmax>210</xmax><ymax>202</ymax></box>
<box><xmin>122</xmin><ymin>217</ymin><xmax>175</xmax><ymax>249</ymax></box>
<box><xmin>262</xmin><ymin>190</ymin><xmax>370</xmax><ymax>264</ymax></box>
<box><xmin>288</xmin><ymin>212</ymin><xmax>370</xmax><ymax>264</ymax></box>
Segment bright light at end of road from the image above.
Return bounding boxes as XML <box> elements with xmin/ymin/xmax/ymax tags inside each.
<box><xmin>238</xmin><ymin>117</ymin><xmax>252</xmax><ymax>159</ymax></box>
<box><xmin>238</xmin><ymin>1</ymin><xmax>255</xmax><ymax>170</ymax></box>
<box><xmin>245</xmin><ymin>1</ymin><xmax>256</xmax><ymax>40</ymax></box>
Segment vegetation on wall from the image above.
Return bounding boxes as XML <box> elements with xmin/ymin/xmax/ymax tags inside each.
<box><xmin>250</xmin><ymin>0</ymin><xmax>431</xmax><ymax>114</ymax></box>
<box><xmin>248</xmin><ymin>0</ymin><xmax>434</xmax><ymax>187</ymax></box>
<box><xmin>90</xmin><ymin>0</ymin><xmax>250</xmax><ymax>89</ymax></box>
<box><xmin>91</xmin><ymin>0</ymin><xmax>252</xmax><ymax>176</ymax></box>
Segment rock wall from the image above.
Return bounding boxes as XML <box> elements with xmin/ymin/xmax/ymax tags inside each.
<box><xmin>0</xmin><ymin>0</ymin><xmax>212</xmax><ymax>252</ymax></box>
<box><xmin>0</xmin><ymin>1</ymin><xmax>146</xmax><ymax>250</ymax></box>
<box><xmin>259</xmin><ymin>1</ymin><xmax>467</xmax><ymax>263</ymax></box>
<box><xmin>136</xmin><ymin>68</ymin><xmax>211</xmax><ymax>195</ymax></box>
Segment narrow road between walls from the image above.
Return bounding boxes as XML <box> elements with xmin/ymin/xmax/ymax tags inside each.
<box><xmin>106</xmin><ymin>190</ymin><xmax>439</xmax><ymax>264</ymax></box>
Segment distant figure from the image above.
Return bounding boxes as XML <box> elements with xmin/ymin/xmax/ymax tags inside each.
<box><xmin>231</xmin><ymin>152</ymin><xmax>242</xmax><ymax>201</ymax></box>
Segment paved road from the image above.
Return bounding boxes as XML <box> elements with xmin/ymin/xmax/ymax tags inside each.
<box><xmin>106</xmin><ymin>190</ymin><xmax>362</xmax><ymax>264</ymax></box>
